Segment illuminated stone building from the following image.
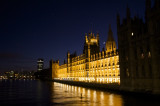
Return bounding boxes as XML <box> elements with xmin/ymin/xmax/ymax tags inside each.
<box><xmin>117</xmin><ymin>0</ymin><xmax>160</xmax><ymax>93</ymax></box>
<box><xmin>51</xmin><ymin>25</ymin><xmax>120</xmax><ymax>84</ymax></box>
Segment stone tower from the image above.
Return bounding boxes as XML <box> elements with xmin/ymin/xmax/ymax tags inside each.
<box><xmin>83</xmin><ymin>32</ymin><xmax>100</xmax><ymax>57</ymax></box>
<box><xmin>105</xmin><ymin>24</ymin><xmax>117</xmax><ymax>52</ymax></box>
<box><xmin>117</xmin><ymin>0</ymin><xmax>160</xmax><ymax>94</ymax></box>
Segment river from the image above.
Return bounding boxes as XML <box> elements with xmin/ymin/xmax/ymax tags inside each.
<box><xmin>0</xmin><ymin>79</ymin><xmax>159</xmax><ymax>106</ymax></box>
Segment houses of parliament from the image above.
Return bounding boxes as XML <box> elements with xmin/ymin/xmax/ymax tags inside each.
<box><xmin>51</xmin><ymin>24</ymin><xmax>120</xmax><ymax>84</ymax></box>
<box><xmin>50</xmin><ymin>0</ymin><xmax>160</xmax><ymax>93</ymax></box>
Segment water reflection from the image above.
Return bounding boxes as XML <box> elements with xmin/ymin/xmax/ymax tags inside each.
<box><xmin>109</xmin><ymin>94</ymin><xmax>113</xmax><ymax>106</ymax></box>
<box><xmin>50</xmin><ymin>82</ymin><xmax>123</xmax><ymax>106</ymax></box>
<box><xmin>1</xmin><ymin>80</ymin><xmax>159</xmax><ymax>106</ymax></box>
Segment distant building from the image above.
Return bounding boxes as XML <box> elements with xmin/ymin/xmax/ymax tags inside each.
<box><xmin>5</xmin><ymin>71</ymin><xmax>15</xmax><ymax>79</ymax></box>
<box><xmin>51</xmin><ymin>25</ymin><xmax>120</xmax><ymax>84</ymax></box>
<box><xmin>117</xmin><ymin>0</ymin><xmax>160</xmax><ymax>93</ymax></box>
<box><xmin>37</xmin><ymin>59</ymin><xmax>44</xmax><ymax>72</ymax></box>
<box><xmin>34</xmin><ymin>68</ymin><xmax>51</xmax><ymax>80</ymax></box>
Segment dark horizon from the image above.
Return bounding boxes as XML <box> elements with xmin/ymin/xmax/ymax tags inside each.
<box><xmin>0</xmin><ymin>0</ymin><xmax>146</xmax><ymax>72</ymax></box>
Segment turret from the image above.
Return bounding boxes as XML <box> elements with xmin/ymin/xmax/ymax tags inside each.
<box><xmin>107</xmin><ymin>24</ymin><xmax>114</xmax><ymax>41</ymax></box>
<box><xmin>67</xmin><ymin>51</ymin><xmax>70</xmax><ymax>64</ymax></box>
<box><xmin>102</xmin><ymin>50</ymin><xmax>104</xmax><ymax>58</ymax></box>
<box><xmin>146</xmin><ymin>0</ymin><xmax>151</xmax><ymax>9</ymax></box>
<box><xmin>145</xmin><ymin>0</ymin><xmax>151</xmax><ymax>21</ymax></box>
<box><xmin>83</xmin><ymin>32</ymin><xmax>100</xmax><ymax>55</ymax></box>
<box><xmin>85</xmin><ymin>33</ymin><xmax>88</xmax><ymax>43</ymax></box>
<box><xmin>155</xmin><ymin>0</ymin><xmax>160</xmax><ymax>9</ymax></box>
<box><xmin>117</xmin><ymin>13</ymin><xmax>120</xmax><ymax>29</ymax></box>
<box><xmin>96</xmin><ymin>33</ymin><xmax>100</xmax><ymax>46</ymax></box>
<box><xmin>56</xmin><ymin>60</ymin><xmax>59</xmax><ymax>64</ymax></box>
<box><xmin>87</xmin><ymin>43</ymin><xmax>90</xmax><ymax>62</ymax></box>
<box><xmin>99</xmin><ymin>52</ymin><xmax>101</xmax><ymax>59</ymax></box>
<box><xmin>105</xmin><ymin>24</ymin><xmax>117</xmax><ymax>52</ymax></box>
<box><xmin>126</xmin><ymin>5</ymin><xmax>131</xmax><ymax>21</ymax></box>
<box><xmin>96</xmin><ymin>33</ymin><xmax>99</xmax><ymax>40</ymax></box>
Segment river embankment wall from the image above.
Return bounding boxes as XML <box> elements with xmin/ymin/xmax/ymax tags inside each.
<box><xmin>53</xmin><ymin>79</ymin><xmax>160</xmax><ymax>96</ymax></box>
<box><xmin>53</xmin><ymin>79</ymin><xmax>120</xmax><ymax>92</ymax></box>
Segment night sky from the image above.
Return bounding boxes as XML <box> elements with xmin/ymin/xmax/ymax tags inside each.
<box><xmin>0</xmin><ymin>0</ymin><xmax>146</xmax><ymax>72</ymax></box>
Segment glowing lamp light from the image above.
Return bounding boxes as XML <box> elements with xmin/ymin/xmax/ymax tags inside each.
<box><xmin>131</xmin><ymin>32</ymin><xmax>134</xmax><ymax>36</ymax></box>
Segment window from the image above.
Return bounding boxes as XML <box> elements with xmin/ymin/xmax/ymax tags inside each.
<box><xmin>126</xmin><ymin>68</ymin><xmax>129</xmax><ymax>77</ymax></box>
<box><xmin>117</xmin><ymin>62</ymin><xmax>119</xmax><ymax>65</ymax></box>
<box><xmin>146</xmin><ymin>44</ymin><xmax>151</xmax><ymax>58</ymax></box>
<box><xmin>141</xmin><ymin>53</ymin><xmax>144</xmax><ymax>59</ymax></box>
<box><xmin>140</xmin><ymin>47</ymin><xmax>144</xmax><ymax>59</ymax></box>
<box><xmin>148</xmin><ymin>51</ymin><xmax>151</xmax><ymax>58</ymax></box>
<box><xmin>131</xmin><ymin>32</ymin><xmax>134</xmax><ymax>36</ymax></box>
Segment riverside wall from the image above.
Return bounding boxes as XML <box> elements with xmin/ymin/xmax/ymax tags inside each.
<box><xmin>53</xmin><ymin>79</ymin><xmax>120</xmax><ymax>92</ymax></box>
<box><xmin>53</xmin><ymin>79</ymin><xmax>160</xmax><ymax>96</ymax></box>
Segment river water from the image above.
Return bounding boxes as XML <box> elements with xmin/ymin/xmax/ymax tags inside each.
<box><xmin>0</xmin><ymin>79</ymin><xmax>159</xmax><ymax>106</ymax></box>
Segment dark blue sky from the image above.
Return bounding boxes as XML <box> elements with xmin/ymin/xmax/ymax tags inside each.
<box><xmin>0</xmin><ymin>0</ymin><xmax>146</xmax><ymax>72</ymax></box>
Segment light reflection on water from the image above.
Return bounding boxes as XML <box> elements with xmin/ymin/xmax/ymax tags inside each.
<box><xmin>51</xmin><ymin>82</ymin><xmax>123</xmax><ymax>106</ymax></box>
<box><xmin>0</xmin><ymin>80</ymin><xmax>160</xmax><ymax>106</ymax></box>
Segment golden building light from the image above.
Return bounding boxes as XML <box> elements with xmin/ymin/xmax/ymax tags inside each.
<box><xmin>51</xmin><ymin>25</ymin><xmax>120</xmax><ymax>84</ymax></box>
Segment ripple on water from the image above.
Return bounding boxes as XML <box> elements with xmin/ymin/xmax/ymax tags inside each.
<box><xmin>0</xmin><ymin>80</ymin><xmax>160</xmax><ymax>106</ymax></box>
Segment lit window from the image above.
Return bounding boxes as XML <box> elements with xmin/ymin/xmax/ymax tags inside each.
<box><xmin>131</xmin><ymin>32</ymin><xmax>134</xmax><ymax>36</ymax></box>
<box><xmin>126</xmin><ymin>68</ymin><xmax>129</xmax><ymax>77</ymax></box>
<box><xmin>148</xmin><ymin>51</ymin><xmax>151</xmax><ymax>58</ymax></box>
<box><xmin>141</xmin><ymin>53</ymin><xmax>144</xmax><ymax>59</ymax></box>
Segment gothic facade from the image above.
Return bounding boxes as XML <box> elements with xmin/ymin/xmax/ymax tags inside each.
<box><xmin>117</xmin><ymin>0</ymin><xmax>160</xmax><ymax>93</ymax></box>
<box><xmin>51</xmin><ymin>25</ymin><xmax>120</xmax><ymax>84</ymax></box>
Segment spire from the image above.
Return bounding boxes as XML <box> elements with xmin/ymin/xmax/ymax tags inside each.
<box><xmin>96</xmin><ymin>33</ymin><xmax>99</xmax><ymax>39</ymax></box>
<box><xmin>67</xmin><ymin>51</ymin><xmax>70</xmax><ymax>58</ymax></box>
<box><xmin>126</xmin><ymin>5</ymin><xmax>130</xmax><ymax>20</ymax></box>
<box><xmin>96</xmin><ymin>33</ymin><xmax>99</xmax><ymax>46</ymax></box>
<box><xmin>107</xmin><ymin>24</ymin><xmax>114</xmax><ymax>41</ymax></box>
<box><xmin>145</xmin><ymin>0</ymin><xmax>151</xmax><ymax>22</ymax></box>
<box><xmin>155</xmin><ymin>0</ymin><xmax>160</xmax><ymax>9</ymax></box>
<box><xmin>90</xmin><ymin>22</ymin><xmax>93</xmax><ymax>34</ymax></box>
<box><xmin>102</xmin><ymin>47</ymin><xmax>105</xmax><ymax>51</ymax></box>
<box><xmin>146</xmin><ymin>0</ymin><xmax>151</xmax><ymax>9</ymax></box>
<box><xmin>109</xmin><ymin>24</ymin><xmax>111</xmax><ymax>31</ymax></box>
<box><xmin>105</xmin><ymin>24</ymin><xmax>116</xmax><ymax>52</ymax></box>
<box><xmin>85</xmin><ymin>33</ymin><xmax>88</xmax><ymax>43</ymax></box>
<box><xmin>117</xmin><ymin>13</ymin><xmax>120</xmax><ymax>27</ymax></box>
<box><xmin>64</xmin><ymin>59</ymin><xmax>66</xmax><ymax>64</ymax></box>
<box><xmin>67</xmin><ymin>51</ymin><xmax>70</xmax><ymax>55</ymax></box>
